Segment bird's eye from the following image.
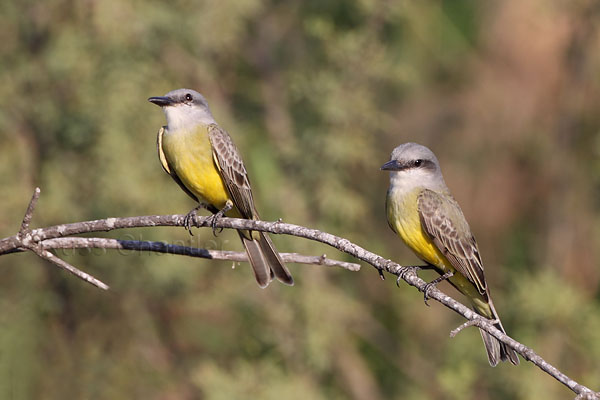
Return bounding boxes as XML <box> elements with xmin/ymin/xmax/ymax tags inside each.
<box><xmin>185</xmin><ymin>93</ymin><xmax>193</xmax><ymax>102</ymax></box>
<box><xmin>414</xmin><ymin>159</ymin><xmax>423</xmax><ymax>167</ymax></box>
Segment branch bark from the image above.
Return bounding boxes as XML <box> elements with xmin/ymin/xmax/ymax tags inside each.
<box><xmin>35</xmin><ymin>237</ymin><xmax>360</xmax><ymax>270</ymax></box>
<box><xmin>1</xmin><ymin>189</ymin><xmax>597</xmax><ymax>399</ymax></box>
<box><xmin>2</xmin><ymin>188</ymin><xmax>358</xmax><ymax>290</ymax></box>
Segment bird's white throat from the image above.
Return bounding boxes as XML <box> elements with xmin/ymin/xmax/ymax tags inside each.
<box><xmin>388</xmin><ymin>169</ymin><xmax>448</xmax><ymax>195</ymax></box>
<box><xmin>164</xmin><ymin>104</ymin><xmax>216</xmax><ymax>132</ymax></box>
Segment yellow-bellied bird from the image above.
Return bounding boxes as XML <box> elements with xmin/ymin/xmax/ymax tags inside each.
<box><xmin>149</xmin><ymin>89</ymin><xmax>293</xmax><ymax>288</ymax></box>
<box><xmin>381</xmin><ymin>143</ymin><xmax>518</xmax><ymax>366</ymax></box>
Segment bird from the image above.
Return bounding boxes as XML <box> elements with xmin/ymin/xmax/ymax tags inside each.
<box><xmin>381</xmin><ymin>142</ymin><xmax>518</xmax><ymax>366</ymax></box>
<box><xmin>149</xmin><ymin>89</ymin><xmax>293</xmax><ymax>288</ymax></box>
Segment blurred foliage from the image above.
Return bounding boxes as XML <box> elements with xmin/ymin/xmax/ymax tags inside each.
<box><xmin>1</xmin><ymin>0</ymin><xmax>600</xmax><ymax>399</ymax></box>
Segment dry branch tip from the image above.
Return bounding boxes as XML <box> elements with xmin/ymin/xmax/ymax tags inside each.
<box><xmin>19</xmin><ymin>187</ymin><xmax>41</xmax><ymax>235</ymax></box>
<box><xmin>449</xmin><ymin>319</ymin><xmax>479</xmax><ymax>338</ymax></box>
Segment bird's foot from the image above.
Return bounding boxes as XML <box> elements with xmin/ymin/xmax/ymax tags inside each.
<box><xmin>395</xmin><ymin>264</ymin><xmax>433</xmax><ymax>287</ymax></box>
<box><xmin>183</xmin><ymin>204</ymin><xmax>209</xmax><ymax>235</ymax></box>
<box><xmin>423</xmin><ymin>270</ymin><xmax>454</xmax><ymax>306</ymax></box>
<box><xmin>395</xmin><ymin>265</ymin><xmax>422</xmax><ymax>287</ymax></box>
<box><xmin>209</xmin><ymin>201</ymin><xmax>233</xmax><ymax>236</ymax></box>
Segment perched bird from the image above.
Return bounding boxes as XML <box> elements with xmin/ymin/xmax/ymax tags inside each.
<box><xmin>149</xmin><ymin>89</ymin><xmax>293</xmax><ymax>288</ymax></box>
<box><xmin>381</xmin><ymin>142</ymin><xmax>518</xmax><ymax>366</ymax></box>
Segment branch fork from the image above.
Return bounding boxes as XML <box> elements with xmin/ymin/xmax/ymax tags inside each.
<box><xmin>15</xmin><ymin>188</ymin><xmax>110</xmax><ymax>290</ymax></box>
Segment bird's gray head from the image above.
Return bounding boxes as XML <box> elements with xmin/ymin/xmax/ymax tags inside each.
<box><xmin>381</xmin><ymin>142</ymin><xmax>447</xmax><ymax>192</ymax></box>
<box><xmin>148</xmin><ymin>88</ymin><xmax>216</xmax><ymax>130</ymax></box>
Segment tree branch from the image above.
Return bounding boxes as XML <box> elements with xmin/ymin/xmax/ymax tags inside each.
<box><xmin>36</xmin><ymin>237</ymin><xmax>360</xmax><ymax>270</ymax></box>
<box><xmin>19</xmin><ymin>187</ymin><xmax>40</xmax><ymax>234</ymax></box>
<box><xmin>12</xmin><ymin>187</ymin><xmax>109</xmax><ymax>290</ymax></box>
<box><xmin>30</xmin><ymin>245</ymin><xmax>110</xmax><ymax>290</ymax></box>
<box><xmin>2</xmin><ymin>188</ymin><xmax>358</xmax><ymax>291</ymax></box>
<box><xmin>1</xmin><ymin>190</ymin><xmax>597</xmax><ymax>398</ymax></box>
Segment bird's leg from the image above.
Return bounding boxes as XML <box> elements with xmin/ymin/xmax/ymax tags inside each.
<box><xmin>395</xmin><ymin>264</ymin><xmax>435</xmax><ymax>287</ymax></box>
<box><xmin>423</xmin><ymin>270</ymin><xmax>454</xmax><ymax>306</ymax></box>
<box><xmin>209</xmin><ymin>200</ymin><xmax>233</xmax><ymax>236</ymax></box>
<box><xmin>183</xmin><ymin>204</ymin><xmax>211</xmax><ymax>235</ymax></box>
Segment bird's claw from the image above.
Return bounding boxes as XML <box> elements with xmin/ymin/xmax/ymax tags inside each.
<box><xmin>209</xmin><ymin>213</ymin><xmax>224</xmax><ymax>236</ymax></box>
<box><xmin>396</xmin><ymin>265</ymin><xmax>421</xmax><ymax>287</ymax></box>
<box><xmin>209</xmin><ymin>201</ymin><xmax>233</xmax><ymax>237</ymax></box>
<box><xmin>423</xmin><ymin>282</ymin><xmax>435</xmax><ymax>306</ymax></box>
<box><xmin>421</xmin><ymin>270</ymin><xmax>454</xmax><ymax>306</ymax></box>
<box><xmin>183</xmin><ymin>206</ymin><xmax>204</xmax><ymax>236</ymax></box>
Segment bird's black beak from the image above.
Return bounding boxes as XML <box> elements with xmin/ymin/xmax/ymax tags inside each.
<box><xmin>380</xmin><ymin>159</ymin><xmax>401</xmax><ymax>171</ymax></box>
<box><xmin>148</xmin><ymin>96</ymin><xmax>175</xmax><ymax>107</ymax></box>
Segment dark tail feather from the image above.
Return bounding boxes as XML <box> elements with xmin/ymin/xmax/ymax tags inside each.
<box><xmin>257</xmin><ymin>232</ymin><xmax>294</xmax><ymax>286</ymax></box>
<box><xmin>479</xmin><ymin>326</ymin><xmax>519</xmax><ymax>367</ymax></box>
<box><xmin>238</xmin><ymin>231</ymin><xmax>294</xmax><ymax>288</ymax></box>
<box><xmin>239</xmin><ymin>232</ymin><xmax>271</xmax><ymax>288</ymax></box>
<box><xmin>500</xmin><ymin>339</ymin><xmax>520</xmax><ymax>365</ymax></box>
<box><xmin>479</xmin><ymin>328</ymin><xmax>501</xmax><ymax>366</ymax></box>
<box><xmin>479</xmin><ymin>301</ymin><xmax>520</xmax><ymax>366</ymax></box>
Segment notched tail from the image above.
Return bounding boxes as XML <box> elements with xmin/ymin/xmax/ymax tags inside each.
<box><xmin>479</xmin><ymin>325</ymin><xmax>519</xmax><ymax>366</ymax></box>
<box><xmin>258</xmin><ymin>231</ymin><xmax>294</xmax><ymax>286</ymax></box>
<box><xmin>238</xmin><ymin>231</ymin><xmax>294</xmax><ymax>288</ymax></box>
<box><xmin>478</xmin><ymin>300</ymin><xmax>520</xmax><ymax>366</ymax></box>
<box><xmin>240</xmin><ymin>233</ymin><xmax>271</xmax><ymax>288</ymax></box>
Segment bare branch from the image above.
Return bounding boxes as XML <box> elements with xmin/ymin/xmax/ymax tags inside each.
<box><xmin>0</xmin><ymin>211</ymin><xmax>597</xmax><ymax>398</ymax></box>
<box><xmin>30</xmin><ymin>246</ymin><xmax>109</xmax><ymax>290</ymax></box>
<box><xmin>449</xmin><ymin>319</ymin><xmax>479</xmax><ymax>337</ymax></box>
<box><xmin>576</xmin><ymin>392</ymin><xmax>600</xmax><ymax>400</ymax></box>
<box><xmin>19</xmin><ymin>187</ymin><xmax>41</xmax><ymax>234</ymax></box>
<box><xmin>37</xmin><ymin>237</ymin><xmax>360</xmax><ymax>271</ymax></box>
<box><xmin>12</xmin><ymin>187</ymin><xmax>109</xmax><ymax>290</ymax></box>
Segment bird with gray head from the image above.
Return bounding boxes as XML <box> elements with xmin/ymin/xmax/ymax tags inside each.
<box><xmin>382</xmin><ymin>142</ymin><xmax>519</xmax><ymax>366</ymax></box>
<box><xmin>149</xmin><ymin>89</ymin><xmax>294</xmax><ymax>288</ymax></box>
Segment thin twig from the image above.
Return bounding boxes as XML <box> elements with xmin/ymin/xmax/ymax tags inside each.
<box><xmin>30</xmin><ymin>246</ymin><xmax>109</xmax><ymax>290</ymax></box>
<box><xmin>576</xmin><ymin>392</ymin><xmax>600</xmax><ymax>400</ymax></box>
<box><xmin>0</xmin><ymin>212</ymin><xmax>597</xmax><ymax>398</ymax></box>
<box><xmin>19</xmin><ymin>187</ymin><xmax>41</xmax><ymax>235</ymax></box>
<box><xmin>36</xmin><ymin>237</ymin><xmax>360</xmax><ymax>271</ymax></box>
<box><xmin>449</xmin><ymin>319</ymin><xmax>479</xmax><ymax>338</ymax></box>
<box><xmin>13</xmin><ymin>187</ymin><xmax>108</xmax><ymax>290</ymax></box>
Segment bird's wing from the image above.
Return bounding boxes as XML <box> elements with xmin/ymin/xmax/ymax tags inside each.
<box><xmin>208</xmin><ymin>124</ymin><xmax>256</xmax><ymax>219</ymax></box>
<box><xmin>157</xmin><ymin>126</ymin><xmax>200</xmax><ymax>203</ymax></box>
<box><xmin>418</xmin><ymin>189</ymin><xmax>487</xmax><ymax>296</ymax></box>
<box><xmin>157</xmin><ymin>127</ymin><xmax>171</xmax><ymax>175</ymax></box>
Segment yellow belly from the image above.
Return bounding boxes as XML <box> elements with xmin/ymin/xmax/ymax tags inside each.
<box><xmin>387</xmin><ymin>188</ymin><xmax>447</xmax><ymax>268</ymax></box>
<box><xmin>162</xmin><ymin>126</ymin><xmax>231</xmax><ymax>210</ymax></box>
<box><xmin>387</xmin><ymin>188</ymin><xmax>490</xmax><ymax>314</ymax></box>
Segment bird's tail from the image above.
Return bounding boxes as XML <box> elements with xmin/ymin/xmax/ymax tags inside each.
<box><xmin>477</xmin><ymin>299</ymin><xmax>520</xmax><ymax>366</ymax></box>
<box><xmin>238</xmin><ymin>231</ymin><xmax>294</xmax><ymax>288</ymax></box>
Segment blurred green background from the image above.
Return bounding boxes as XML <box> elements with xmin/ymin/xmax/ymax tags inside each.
<box><xmin>1</xmin><ymin>0</ymin><xmax>600</xmax><ymax>399</ymax></box>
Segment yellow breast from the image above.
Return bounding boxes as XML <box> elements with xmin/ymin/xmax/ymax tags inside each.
<box><xmin>387</xmin><ymin>187</ymin><xmax>490</xmax><ymax>312</ymax></box>
<box><xmin>387</xmin><ymin>188</ymin><xmax>448</xmax><ymax>270</ymax></box>
<box><xmin>162</xmin><ymin>126</ymin><xmax>230</xmax><ymax>210</ymax></box>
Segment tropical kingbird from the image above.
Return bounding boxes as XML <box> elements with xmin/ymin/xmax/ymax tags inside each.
<box><xmin>381</xmin><ymin>142</ymin><xmax>518</xmax><ymax>366</ymax></box>
<box><xmin>149</xmin><ymin>89</ymin><xmax>294</xmax><ymax>288</ymax></box>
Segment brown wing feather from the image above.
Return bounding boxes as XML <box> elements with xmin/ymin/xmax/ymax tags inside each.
<box><xmin>208</xmin><ymin>124</ymin><xmax>294</xmax><ymax>287</ymax></box>
<box><xmin>385</xmin><ymin>190</ymin><xmax>397</xmax><ymax>234</ymax></box>
<box><xmin>208</xmin><ymin>124</ymin><xmax>256</xmax><ymax>219</ymax></box>
<box><xmin>418</xmin><ymin>189</ymin><xmax>487</xmax><ymax>296</ymax></box>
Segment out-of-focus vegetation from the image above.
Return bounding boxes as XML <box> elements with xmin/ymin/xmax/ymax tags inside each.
<box><xmin>1</xmin><ymin>0</ymin><xmax>600</xmax><ymax>398</ymax></box>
